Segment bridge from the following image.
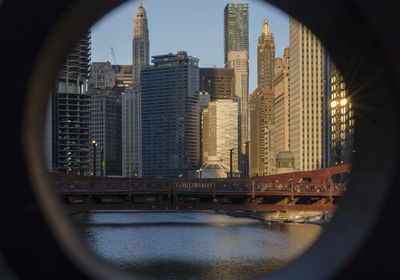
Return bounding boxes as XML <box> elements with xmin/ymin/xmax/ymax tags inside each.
<box><xmin>51</xmin><ymin>164</ymin><xmax>350</xmax><ymax>212</ymax></box>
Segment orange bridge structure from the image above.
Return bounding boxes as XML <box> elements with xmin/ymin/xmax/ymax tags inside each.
<box><xmin>51</xmin><ymin>164</ymin><xmax>350</xmax><ymax>211</ymax></box>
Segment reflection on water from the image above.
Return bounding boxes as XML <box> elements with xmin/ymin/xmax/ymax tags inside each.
<box><xmin>71</xmin><ymin>211</ymin><xmax>322</xmax><ymax>279</ymax></box>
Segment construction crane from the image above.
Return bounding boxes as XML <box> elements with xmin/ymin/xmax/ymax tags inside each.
<box><xmin>111</xmin><ymin>47</ymin><xmax>117</xmax><ymax>64</ymax></box>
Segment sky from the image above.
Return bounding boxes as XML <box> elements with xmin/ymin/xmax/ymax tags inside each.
<box><xmin>90</xmin><ymin>0</ymin><xmax>289</xmax><ymax>92</ymax></box>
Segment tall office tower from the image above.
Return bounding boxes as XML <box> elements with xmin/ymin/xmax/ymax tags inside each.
<box><xmin>122</xmin><ymin>2</ymin><xmax>149</xmax><ymax>177</ymax></box>
<box><xmin>289</xmin><ymin>17</ymin><xmax>326</xmax><ymax>171</ymax></box>
<box><xmin>224</xmin><ymin>2</ymin><xmax>249</xmax><ymax>173</ymax></box>
<box><xmin>89</xmin><ymin>88</ymin><xmax>122</xmax><ymax>176</ymax></box>
<box><xmin>141</xmin><ymin>51</ymin><xmax>200</xmax><ymax>179</ymax></box>
<box><xmin>258</xmin><ymin>20</ymin><xmax>275</xmax><ymax>91</ymax></box>
<box><xmin>45</xmin><ymin>31</ymin><xmax>91</xmax><ymax>174</ymax></box>
<box><xmin>202</xmin><ymin>100</ymin><xmax>239</xmax><ymax>171</ymax></box>
<box><xmin>273</xmin><ymin>48</ymin><xmax>290</xmax><ymax>155</ymax></box>
<box><xmin>200</xmin><ymin>68</ymin><xmax>235</xmax><ymax>100</ymax></box>
<box><xmin>329</xmin><ymin>60</ymin><xmax>354</xmax><ymax>166</ymax></box>
<box><xmin>249</xmin><ymin>89</ymin><xmax>275</xmax><ymax>176</ymax></box>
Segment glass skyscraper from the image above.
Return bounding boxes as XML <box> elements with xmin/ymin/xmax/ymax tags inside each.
<box><xmin>141</xmin><ymin>51</ymin><xmax>200</xmax><ymax>179</ymax></box>
<box><xmin>224</xmin><ymin>2</ymin><xmax>249</xmax><ymax>63</ymax></box>
<box><xmin>224</xmin><ymin>2</ymin><xmax>249</xmax><ymax>174</ymax></box>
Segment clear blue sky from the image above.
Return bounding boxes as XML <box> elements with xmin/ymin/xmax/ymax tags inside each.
<box><xmin>91</xmin><ymin>0</ymin><xmax>289</xmax><ymax>92</ymax></box>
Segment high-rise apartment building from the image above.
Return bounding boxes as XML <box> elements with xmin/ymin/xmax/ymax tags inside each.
<box><xmin>122</xmin><ymin>2</ymin><xmax>149</xmax><ymax>177</ymax></box>
<box><xmin>289</xmin><ymin>17</ymin><xmax>327</xmax><ymax>171</ymax></box>
<box><xmin>45</xmin><ymin>31</ymin><xmax>91</xmax><ymax>175</ymax></box>
<box><xmin>273</xmin><ymin>48</ymin><xmax>290</xmax><ymax>155</ymax></box>
<box><xmin>224</xmin><ymin>2</ymin><xmax>249</xmax><ymax>173</ymax></box>
<box><xmin>141</xmin><ymin>51</ymin><xmax>200</xmax><ymax>179</ymax></box>
<box><xmin>329</xmin><ymin>60</ymin><xmax>354</xmax><ymax>166</ymax></box>
<box><xmin>258</xmin><ymin>20</ymin><xmax>275</xmax><ymax>91</ymax></box>
<box><xmin>200</xmin><ymin>68</ymin><xmax>235</xmax><ymax>100</ymax></box>
<box><xmin>202</xmin><ymin>100</ymin><xmax>239</xmax><ymax>171</ymax></box>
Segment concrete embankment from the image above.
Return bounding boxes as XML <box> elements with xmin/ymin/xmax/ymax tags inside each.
<box><xmin>218</xmin><ymin>210</ymin><xmax>334</xmax><ymax>225</ymax></box>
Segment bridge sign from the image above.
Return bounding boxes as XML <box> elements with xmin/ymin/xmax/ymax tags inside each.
<box><xmin>174</xmin><ymin>182</ymin><xmax>214</xmax><ymax>190</ymax></box>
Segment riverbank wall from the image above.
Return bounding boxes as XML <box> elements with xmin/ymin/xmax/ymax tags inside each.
<box><xmin>218</xmin><ymin>210</ymin><xmax>334</xmax><ymax>225</ymax></box>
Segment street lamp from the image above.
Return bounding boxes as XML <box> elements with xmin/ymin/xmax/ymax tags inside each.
<box><xmin>91</xmin><ymin>140</ymin><xmax>98</xmax><ymax>176</ymax></box>
<box><xmin>229</xmin><ymin>148</ymin><xmax>234</xmax><ymax>178</ymax></box>
<box><xmin>243</xmin><ymin>141</ymin><xmax>249</xmax><ymax>178</ymax></box>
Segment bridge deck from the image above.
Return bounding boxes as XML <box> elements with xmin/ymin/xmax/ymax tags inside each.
<box><xmin>51</xmin><ymin>164</ymin><xmax>350</xmax><ymax>211</ymax></box>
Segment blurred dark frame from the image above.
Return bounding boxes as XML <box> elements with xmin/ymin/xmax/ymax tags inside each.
<box><xmin>0</xmin><ymin>0</ymin><xmax>399</xmax><ymax>279</ymax></box>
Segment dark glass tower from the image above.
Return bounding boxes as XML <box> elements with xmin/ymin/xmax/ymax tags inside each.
<box><xmin>141</xmin><ymin>51</ymin><xmax>200</xmax><ymax>179</ymax></box>
<box><xmin>224</xmin><ymin>2</ymin><xmax>249</xmax><ymax>64</ymax></box>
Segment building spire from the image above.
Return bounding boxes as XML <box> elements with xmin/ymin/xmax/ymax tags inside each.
<box><xmin>263</xmin><ymin>20</ymin><xmax>269</xmax><ymax>35</ymax></box>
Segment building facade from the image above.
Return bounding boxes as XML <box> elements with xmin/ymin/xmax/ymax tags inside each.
<box><xmin>257</xmin><ymin>20</ymin><xmax>275</xmax><ymax>91</ymax></box>
<box><xmin>224</xmin><ymin>2</ymin><xmax>249</xmax><ymax>64</ymax></box>
<box><xmin>46</xmin><ymin>31</ymin><xmax>91</xmax><ymax>175</ymax></box>
<box><xmin>122</xmin><ymin>2</ymin><xmax>149</xmax><ymax>177</ymax></box>
<box><xmin>249</xmin><ymin>89</ymin><xmax>275</xmax><ymax>176</ymax></box>
<box><xmin>249</xmin><ymin>20</ymin><xmax>277</xmax><ymax>176</ymax></box>
<box><xmin>224</xmin><ymin>2</ymin><xmax>249</xmax><ymax>173</ymax></box>
<box><xmin>273</xmin><ymin>48</ymin><xmax>291</xmax><ymax>155</ymax></box>
<box><xmin>200</xmin><ymin>68</ymin><xmax>235</xmax><ymax>100</ymax></box>
<box><xmin>141</xmin><ymin>51</ymin><xmax>200</xmax><ymax>179</ymax></box>
<box><xmin>329</xmin><ymin>60</ymin><xmax>354</xmax><ymax>166</ymax></box>
<box><xmin>202</xmin><ymin>100</ymin><xmax>239</xmax><ymax>172</ymax></box>
<box><xmin>89</xmin><ymin>88</ymin><xmax>122</xmax><ymax>176</ymax></box>
<box><xmin>289</xmin><ymin>17</ymin><xmax>327</xmax><ymax>171</ymax></box>
<box><xmin>88</xmin><ymin>62</ymin><xmax>115</xmax><ymax>92</ymax></box>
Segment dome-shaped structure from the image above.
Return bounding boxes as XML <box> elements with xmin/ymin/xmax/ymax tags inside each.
<box><xmin>196</xmin><ymin>156</ymin><xmax>240</xmax><ymax>178</ymax></box>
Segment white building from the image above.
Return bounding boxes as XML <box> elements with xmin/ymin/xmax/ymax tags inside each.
<box><xmin>203</xmin><ymin>99</ymin><xmax>239</xmax><ymax>173</ymax></box>
<box><xmin>226</xmin><ymin>50</ymin><xmax>248</xmax><ymax>171</ymax></box>
<box><xmin>122</xmin><ymin>2</ymin><xmax>149</xmax><ymax>177</ymax></box>
<box><xmin>289</xmin><ymin>17</ymin><xmax>327</xmax><ymax>171</ymax></box>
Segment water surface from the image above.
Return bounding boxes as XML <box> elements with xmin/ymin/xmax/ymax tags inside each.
<box><xmin>72</xmin><ymin>211</ymin><xmax>322</xmax><ymax>279</ymax></box>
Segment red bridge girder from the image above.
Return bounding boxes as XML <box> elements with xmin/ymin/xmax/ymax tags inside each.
<box><xmin>50</xmin><ymin>164</ymin><xmax>350</xmax><ymax>211</ymax></box>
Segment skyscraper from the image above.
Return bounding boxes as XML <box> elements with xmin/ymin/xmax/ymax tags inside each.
<box><xmin>89</xmin><ymin>88</ymin><xmax>122</xmax><ymax>176</ymax></box>
<box><xmin>273</xmin><ymin>48</ymin><xmax>290</xmax><ymax>155</ymax></box>
<box><xmin>249</xmin><ymin>89</ymin><xmax>275</xmax><ymax>176</ymax></box>
<box><xmin>250</xmin><ymin>20</ymin><xmax>276</xmax><ymax>176</ymax></box>
<box><xmin>289</xmin><ymin>17</ymin><xmax>326</xmax><ymax>171</ymax></box>
<box><xmin>224</xmin><ymin>2</ymin><xmax>249</xmax><ymax>174</ymax></box>
<box><xmin>258</xmin><ymin>20</ymin><xmax>275</xmax><ymax>91</ymax></box>
<box><xmin>122</xmin><ymin>2</ymin><xmax>149</xmax><ymax>177</ymax></box>
<box><xmin>328</xmin><ymin>59</ymin><xmax>354</xmax><ymax>166</ymax></box>
<box><xmin>45</xmin><ymin>31</ymin><xmax>91</xmax><ymax>175</ymax></box>
<box><xmin>224</xmin><ymin>2</ymin><xmax>249</xmax><ymax>63</ymax></box>
<box><xmin>141</xmin><ymin>51</ymin><xmax>200</xmax><ymax>179</ymax></box>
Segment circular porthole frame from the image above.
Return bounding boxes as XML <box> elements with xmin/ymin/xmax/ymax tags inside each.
<box><xmin>1</xmin><ymin>0</ymin><xmax>400</xmax><ymax>279</ymax></box>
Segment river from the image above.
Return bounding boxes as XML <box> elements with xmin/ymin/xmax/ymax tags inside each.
<box><xmin>70</xmin><ymin>210</ymin><xmax>322</xmax><ymax>279</ymax></box>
